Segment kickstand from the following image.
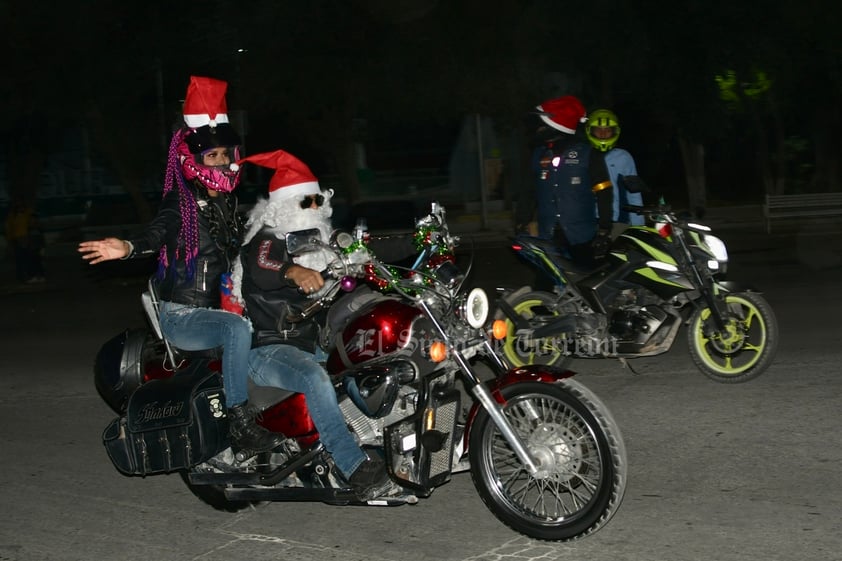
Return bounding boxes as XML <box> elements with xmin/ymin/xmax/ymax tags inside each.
<box><xmin>618</xmin><ymin>357</ymin><xmax>642</xmax><ymax>376</ymax></box>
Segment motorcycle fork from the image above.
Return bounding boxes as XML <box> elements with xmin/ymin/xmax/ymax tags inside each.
<box><xmin>685</xmin><ymin>264</ymin><xmax>730</xmax><ymax>332</ymax></box>
<box><xmin>673</xmin><ymin>229</ymin><xmax>729</xmax><ymax>331</ymax></box>
<box><xmin>419</xmin><ymin>300</ymin><xmax>543</xmax><ymax>477</ymax></box>
<box><xmin>696</xmin><ymin>280</ymin><xmax>731</xmax><ymax>335</ymax></box>
<box><xmin>453</xmin><ymin>343</ymin><xmax>543</xmax><ymax>477</ymax></box>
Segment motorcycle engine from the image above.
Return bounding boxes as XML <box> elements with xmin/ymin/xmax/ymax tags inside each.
<box><xmin>338</xmin><ymin>385</ymin><xmax>418</xmax><ymax>447</ymax></box>
<box><xmin>608</xmin><ymin>310</ymin><xmax>646</xmax><ymax>340</ymax></box>
<box><xmin>608</xmin><ymin>306</ymin><xmax>668</xmax><ymax>342</ymax></box>
<box><xmin>559</xmin><ymin>312</ymin><xmax>607</xmax><ymax>358</ymax></box>
<box><xmin>605</xmin><ymin>288</ymin><xmax>666</xmax><ymax>341</ymax></box>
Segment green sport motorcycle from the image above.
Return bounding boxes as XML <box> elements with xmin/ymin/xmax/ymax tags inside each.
<box><xmin>494</xmin><ymin>203</ymin><xmax>778</xmax><ymax>383</ymax></box>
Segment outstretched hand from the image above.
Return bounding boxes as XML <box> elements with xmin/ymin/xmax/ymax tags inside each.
<box><xmin>78</xmin><ymin>237</ymin><xmax>130</xmax><ymax>265</ymax></box>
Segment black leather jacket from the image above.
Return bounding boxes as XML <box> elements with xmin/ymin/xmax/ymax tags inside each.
<box><xmin>240</xmin><ymin>227</ymin><xmax>321</xmax><ymax>351</ymax></box>
<box><xmin>129</xmin><ymin>184</ymin><xmax>241</xmax><ymax>308</ymax></box>
<box><xmin>241</xmin><ymin>227</ymin><xmax>419</xmax><ymax>352</ymax></box>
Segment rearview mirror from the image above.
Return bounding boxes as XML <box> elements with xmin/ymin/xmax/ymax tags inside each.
<box><xmin>285</xmin><ymin>229</ymin><xmax>322</xmax><ymax>255</ymax></box>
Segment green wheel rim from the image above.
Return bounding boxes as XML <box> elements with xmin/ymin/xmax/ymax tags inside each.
<box><xmin>502</xmin><ymin>298</ymin><xmax>562</xmax><ymax>366</ymax></box>
<box><xmin>691</xmin><ymin>294</ymin><xmax>767</xmax><ymax>375</ymax></box>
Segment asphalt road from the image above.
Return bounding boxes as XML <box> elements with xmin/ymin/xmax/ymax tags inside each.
<box><xmin>1</xmin><ymin>224</ymin><xmax>841</xmax><ymax>561</ymax></box>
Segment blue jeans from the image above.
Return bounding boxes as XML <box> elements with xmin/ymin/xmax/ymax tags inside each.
<box><xmin>158</xmin><ymin>301</ymin><xmax>252</xmax><ymax>408</ymax></box>
<box><xmin>248</xmin><ymin>344</ymin><xmax>367</xmax><ymax>479</ymax></box>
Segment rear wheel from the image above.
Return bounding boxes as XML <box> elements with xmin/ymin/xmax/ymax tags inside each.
<box><xmin>688</xmin><ymin>292</ymin><xmax>778</xmax><ymax>383</ymax></box>
<box><xmin>496</xmin><ymin>291</ymin><xmax>570</xmax><ymax>368</ymax></box>
<box><xmin>468</xmin><ymin>380</ymin><xmax>627</xmax><ymax>541</ymax></box>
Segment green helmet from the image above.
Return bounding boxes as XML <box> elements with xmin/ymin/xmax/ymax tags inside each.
<box><xmin>586</xmin><ymin>109</ymin><xmax>621</xmax><ymax>152</ymax></box>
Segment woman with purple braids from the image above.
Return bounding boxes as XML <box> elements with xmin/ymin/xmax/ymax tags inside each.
<box><xmin>78</xmin><ymin>76</ymin><xmax>282</xmax><ymax>455</ymax></box>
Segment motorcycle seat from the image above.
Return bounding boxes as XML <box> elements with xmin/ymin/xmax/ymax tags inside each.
<box><xmin>553</xmin><ymin>253</ymin><xmax>601</xmax><ymax>276</ymax></box>
<box><xmin>514</xmin><ymin>235</ymin><xmax>602</xmax><ymax>276</ymax></box>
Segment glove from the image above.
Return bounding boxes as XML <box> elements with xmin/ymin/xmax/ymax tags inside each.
<box><xmin>591</xmin><ymin>229</ymin><xmax>612</xmax><ymax>259</ymax></box>
<box><xmin>618</xmin><ymin>175</ymin><xmax>649</xmax><ymax>194</ymax></box>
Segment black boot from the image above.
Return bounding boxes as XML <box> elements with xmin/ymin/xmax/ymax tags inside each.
<box><xmin>227</xmin><ymin>402</ymin><xmax>284</xmax><ymax>453</ymax></box>
<box><xmin>348</xmin><ymin>453</ymin><xmax>391</xmax><ymax>500</ymax></box>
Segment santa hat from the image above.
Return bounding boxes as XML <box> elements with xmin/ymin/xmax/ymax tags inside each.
<box><xmin>237</xmin><ymin>150</ymin><xmax>321</xmax><ymax>202</ymax></box>
<box><xmin>182</xmin><ymin>76</ymin><xmax>231</xmax><ymax>129</ymax></box>
<box><xmin>536</xmin><ymin>95</ymin><xmax>587</xmax><ymax>134</ymax></box>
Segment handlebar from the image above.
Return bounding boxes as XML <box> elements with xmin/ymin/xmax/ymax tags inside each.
<box><xmin>620</xmin><ymin>203</ymin><xmax>713</xmax><ymax>234</ymax></box>
<box><xmin>620</xmin><ymin>203</ymin><xmax>672</xmax><ymax>216</ymax></box>
<box><xmin>284</xmin><ymin>201</ymin><xmax>461</xmax><ymax>324</ymax></box>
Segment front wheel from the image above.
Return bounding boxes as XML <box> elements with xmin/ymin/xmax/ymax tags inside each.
<box><xmin>688</xmin><ymin>291</ymin><xmax>778</xmax><ymax>383</ymax></box>
<box><xmin>468</xmin><ymin>380</ymin><xmax>627</xmax><ymax>541</ymax></box>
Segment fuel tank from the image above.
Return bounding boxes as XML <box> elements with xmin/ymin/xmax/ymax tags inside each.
<box><xmin>326</xmin><ymin>299</ymin><xmax>425</xmax><ymax>373</ymax></box>
<box><xmin>600</xmin><ymin>226</ymin><xmax>695</xmax><ymax>296</ymax></box>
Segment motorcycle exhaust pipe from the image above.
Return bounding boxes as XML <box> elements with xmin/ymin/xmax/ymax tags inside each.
<box><xmin>530</xmin><ymin>316</ymin><xmax>577</xmax><ymax>339</ymax></box>
<box><xmin>497</xmin><ymin>296</ymin><xmax>577</xmax><ymax>339</ymax></box>
<box><xmin>496</xmin><ymin>298</ymin><xmax>533</xmax><ymax>332</ymax></box>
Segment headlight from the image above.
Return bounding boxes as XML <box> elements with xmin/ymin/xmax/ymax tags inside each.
<box><xmin>461</xmin><ymin>288</ymin><xmax>489</xmax><ymax>328</ymax></box>
<box><xmin>702</xmin><ymin>234</ymin><xmax>728</xmax><ymax>263</ymax></box>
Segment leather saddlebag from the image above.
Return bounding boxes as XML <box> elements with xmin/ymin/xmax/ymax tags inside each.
<box><xmin>102</xmin><ymin>370</ymin><xmax>229</xmax><ymax>475</ymax></box>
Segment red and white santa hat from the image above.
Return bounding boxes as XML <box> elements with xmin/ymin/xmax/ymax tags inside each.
<box><xmin>182</xmin><ymin>76</ymin><xmax>231</xmax><ymax>129</ymax></box>
<box><xmin>536</xmin><ymin>95</ymin><xmax>587</xmax><ymax>134</ymax></box>
<box><xmin>237</xmin><ymin>150</ymin><xmax>321</xmax><ymax>203</ymax></box>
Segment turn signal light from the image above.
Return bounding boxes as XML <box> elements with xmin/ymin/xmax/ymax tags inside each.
<box><xmin>491</xmin><ymin>320</ymin><xmax>508</xmax><ymax>340</ymax></box>
<box><xmin>429</xmin><ymin>341</ymin><xmax>448</xmax><ymax>362</ymax></box>
<box><xmin>424</xmin><ymin>408</ymin><xmax>436</xmax><ymax>431</ymax></box>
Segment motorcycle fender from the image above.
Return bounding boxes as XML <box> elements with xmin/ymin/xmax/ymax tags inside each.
<box><xmin>462</xmin><ymin>365</ymin><xmax>576</xmax><ymax>449</ymax></box>
<box><xmin>715</xmin><ymin>280</ymin><xmax>761</xmax><ymax>293</ymax></box>
<box><xmin>491</xmin><ymin>364</ymin><xmax>577</xmax><ymax>394</ymax></box>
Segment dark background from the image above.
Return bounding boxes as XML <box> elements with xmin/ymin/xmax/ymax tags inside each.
<box><xmin>1</xmin><ymin>0</ymin><xmax>840</xmax><ymax>222</ymax></box>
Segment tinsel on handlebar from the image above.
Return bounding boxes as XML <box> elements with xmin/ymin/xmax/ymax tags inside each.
<box><xmin>339</xmin><ymin>205</ymin><xmax>460</xmax><ymax>293</ymax></box>
<box><xmin>413</xmin><ymin>208</ymin><xmax>459</xmax><ymax>255</ymax></box>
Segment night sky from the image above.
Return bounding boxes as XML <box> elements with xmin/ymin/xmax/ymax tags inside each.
<box><xmin>1</xmin><ymin>0</ymin><xmax>840</xmax><ymax>209</ymax></box>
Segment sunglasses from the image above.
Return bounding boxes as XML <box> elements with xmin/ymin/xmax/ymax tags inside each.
<box><xmin>300</xmin><ymin>194</ymin><xmax>325</xmax><ymax>209</ymax></box>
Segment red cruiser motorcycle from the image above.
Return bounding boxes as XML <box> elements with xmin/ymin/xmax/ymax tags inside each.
<box><xmin>94</xmin><ymin>203</ymin><xmax>627</xmax><ymax>541</ymax></box>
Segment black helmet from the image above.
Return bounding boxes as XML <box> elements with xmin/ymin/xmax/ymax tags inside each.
<box><xmin>184</xmin><ymin>123</ymin><xmax>241</xmax><ymax>155</ymax></box>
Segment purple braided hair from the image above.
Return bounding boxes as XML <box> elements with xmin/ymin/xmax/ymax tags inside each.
<box><xmin>157</xmin><ymin>129</ymin><xmax>199</xmax><ymax>280</ymax></box>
